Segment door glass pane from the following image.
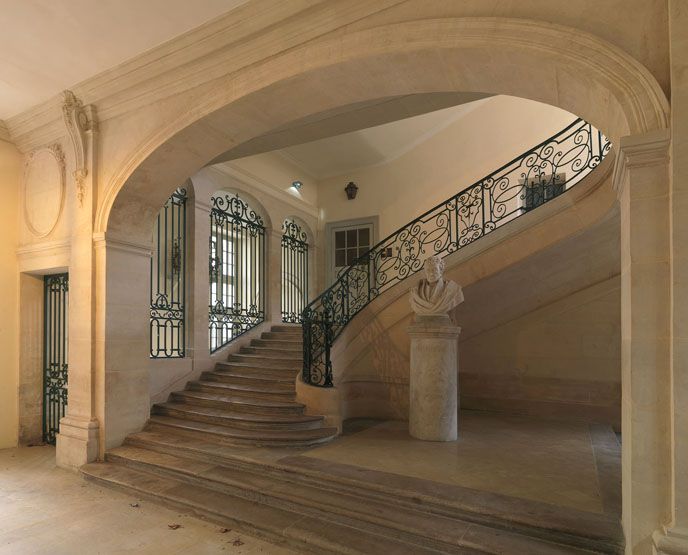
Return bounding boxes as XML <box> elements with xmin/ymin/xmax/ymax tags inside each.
<box><xmin>346</xmin><ymin>229</ymin><xmax>357</xmax><ymax>246</ymax></box>
<box><xmin>335</xmin><ymin>231</ymin><xmax>345</xmax><ymax>249</ymax></box>
<box><xmin>335</xmin><ymin>249</ymin><xmax>346</xmax><ymax>266</ymax></box>
<box><xmin>346</xmin><ymin>248</ymin><xmax>358</xmax><ymax>265</ymax></box>
<box><xmin>358</xmin><ymin>227</ymin><xmax>370</xmax><ymax>247</ymax></box>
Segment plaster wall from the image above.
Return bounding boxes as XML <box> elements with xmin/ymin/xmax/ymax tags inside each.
<box><xmin>460</xmin><ymin>276</ymin><xmax>621</xmax><ymax>430</ymax></box>
<box><xmin>0</xmin><ymin>139</ymin><xmax>21</xmax><ymax>448</ymax></box>
<box><xmin>316</xmin><ymin>96</ymin><xmax>577</xmax><ymax>239</ymax></box>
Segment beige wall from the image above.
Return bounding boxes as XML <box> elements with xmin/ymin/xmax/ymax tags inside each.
<box><xmin>316</xmin><ymin>96</ymin><xmax>577</xmax><ymax>238</ymax></box>
<box><xmin>0</xmin><ymin>139</ymin><xmax>21</xmax><ymax>448</ymax></box>
<box><xmin>460</xmin><ymin>277</ymin><xmax>621</xmax><ymax>429</ymax></box>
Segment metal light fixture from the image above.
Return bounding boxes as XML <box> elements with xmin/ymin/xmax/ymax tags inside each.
<box><xmin>345</xmin><ymin>181</ymin><xmax>358</xmax><ymax>200</ymax></box>
<box><xmin>291</xmin><ymin>180</ymin><xmax>303</xmax><ymax>190</ymax></box>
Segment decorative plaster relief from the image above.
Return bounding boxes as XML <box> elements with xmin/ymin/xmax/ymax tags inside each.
<box><xmin>62</xmin><ymin>90</ymin><xmax>96</xmax><ymax>208</ymax></box>
<box><xmin>23</xmin><ymin>144</ymin><xmax>65</xmax><ymax>238</ymax></box>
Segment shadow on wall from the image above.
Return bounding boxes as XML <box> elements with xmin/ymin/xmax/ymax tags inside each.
<box><xmin>342</xmin><ymin>314</ymin><xmax>410</xmax><ymax>421</ymax></box>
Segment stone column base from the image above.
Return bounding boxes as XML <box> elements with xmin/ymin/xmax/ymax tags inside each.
<box><xmin>654</xmin><ymin>527</ymin><xmax>688</xmax><ymax>555</ymax></box>
<box><xmin>56</xmin><ymin>415</ymin><xmax>100</xmax><ymax>470</ymax></box>
<box><xmin>408</xmin><ymin>314</ymin><xmax>461</xmax><ymax>441</ymax></box>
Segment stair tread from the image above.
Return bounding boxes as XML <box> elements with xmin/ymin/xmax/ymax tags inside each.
<box><xmin>211</xmin><ymin>368</ymin><xmax>296</xmax><ymax>382</ymax></box>
<box><xmin>123</xmin><ymin>430</ymin><xmax>623</xmax><ymax>551</ymax></box>
<box><xmin>156</xmin><ymin>403</ymin><xmax>322</xmax><ymax>424</ymax></box>
<box><xmin>177</xmin><ymin>389</ymin><xmax>304</xmax><ymax>408</ymax></box>
<box><xmin>102</xmin><ymin>446</ymin><xmax>494</xmax><ymax>552</ymax></box>
<box><xmin>199</xmin><ymin>376</ymin><xmax>294</xmax><ymax>394</ymax></box>
<box><xmin>215</xmin><ymin>361</ymin><xmax>299</xmax><ymax>373</ymax></box>
<box><xmin>81</xmin><ymin>461</ymin><xmax>445</xmax><ymax>555</ymax></box>
<box><xmin>148</xmin><ymin>415</ymin><xmax>337</xmax><ymax>441</ymax></box>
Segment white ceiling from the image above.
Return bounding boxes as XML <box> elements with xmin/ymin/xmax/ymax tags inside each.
<box><xmin>0</xmin><ymin>0</ymin><xmax>246</xmax><ymax>119</ymax></box>
<box><xmin>277</xmin><ymin>100</ymin><xmax>488</xmax><ymax>179</ymax></box>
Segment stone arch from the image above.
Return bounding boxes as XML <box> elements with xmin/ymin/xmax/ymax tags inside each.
<box><xmin>99</xmin><ymin>17</ymin><xmax>669</xmax><ymax>243</ymax></box>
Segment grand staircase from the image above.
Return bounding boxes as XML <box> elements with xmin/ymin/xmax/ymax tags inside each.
<box><xmin>145</xmin><ymin>324</ymin><xmax>337</xmax><ymax>447</ymax></box>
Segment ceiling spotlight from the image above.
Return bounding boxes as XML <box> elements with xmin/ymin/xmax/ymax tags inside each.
<box><xmin>291</xmin><ymin>180</ymin><xmax>303</xmax><ymax>190</ymax></box>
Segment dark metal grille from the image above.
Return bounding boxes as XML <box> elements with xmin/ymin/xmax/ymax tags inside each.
<box><xmin>150</xmin><ymin>188</ymin><xmax>187</xmax><ymax>358</ymax></box>
<box><xmin>303</xmin><ymin>118</ymin><xmax>612</xmax><ymax>387</ymax></box>
<box><xmin>209</xmin><ymin>193</ymin><xmax>265</xmax><ymax>352</ymax></box>
<box><xmin>43</xmin><ymin>273</ymin><xmax>68</xmax><ymax>445</ymax></box>
<box><xmin>281</xmin><ymin>219</ymin><xmax>309</xmax><ymax>323</ymax></box>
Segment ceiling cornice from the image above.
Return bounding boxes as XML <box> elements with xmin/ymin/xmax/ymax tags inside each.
<box><xmin>0</xmin><ymin>120</ymin><xmax>10</xmax><ymax>143</ymax></box>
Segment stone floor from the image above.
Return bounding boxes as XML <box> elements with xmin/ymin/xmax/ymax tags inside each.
<box><xmin>0</xmin><ymin>411</ymin><xmax>621</xmax><ymax>554</ymax></box>
<box><xmin>0</xmin><ymin>446</ymin><xmax>297</xmax><ymax>555</ymax></box>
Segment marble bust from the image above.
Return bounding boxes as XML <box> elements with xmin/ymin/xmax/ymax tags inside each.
<box><xmin>410</xmin><ymin>256</ymin><xmax>464</xmax><ymax>316</ymax></box>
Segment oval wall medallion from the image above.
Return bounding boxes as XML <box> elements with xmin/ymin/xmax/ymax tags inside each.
<box><xmin>23</xmin><ymin>144</ymin><xmax>66</xmax><ymax>238</ymax></box>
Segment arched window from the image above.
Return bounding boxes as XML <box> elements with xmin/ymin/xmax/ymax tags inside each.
<box><xmin>209</xmin><ymin>192</ymin><xmax>265</xmax><ymax>352</ymax></box>
<box><xmin>281</xmin><ymin>218</ymin><xmax>309</xmax><ymax>323</ymax></box>
<box><xmin>150</xmin><ymin>188</ymin><xmax>187</xmax><ymax>358</ymax></box>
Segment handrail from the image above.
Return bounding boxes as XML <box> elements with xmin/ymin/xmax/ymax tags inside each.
<box><xmin>302</xmin><ymin>118</ymin><xmax>611</xmax><ymax>387</ymax></box>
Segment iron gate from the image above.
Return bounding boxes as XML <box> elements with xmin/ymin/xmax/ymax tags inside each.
<box><xmin>43</xmin><ymin>273</ymin><xmax>68</xmax><ymax>445</ymax></box>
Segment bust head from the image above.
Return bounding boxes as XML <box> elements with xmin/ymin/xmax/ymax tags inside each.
<box><xmin>423</xmin><ymin>256</ymin><xmax>444</xmax><ymax>284</ymax></box>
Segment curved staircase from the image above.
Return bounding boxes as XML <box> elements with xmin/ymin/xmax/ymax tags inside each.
<box><xmin>147</xmin><ymin>324</ymin><xmax>337</xmax><ymax>448</ymax></box>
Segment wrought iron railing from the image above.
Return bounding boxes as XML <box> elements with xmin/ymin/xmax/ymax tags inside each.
<box><xmin>209</xmin><ymin>193</ymin><xmax>266</xmax><ymax>352</ymax></box>
<box><xmin>302</xmin><ymin>118</ymin><xmax>611</xmax><ymax>387</ymax></box>
<box><xmin>150</xmin><ymin>188</ymin><xmax>187</xmax><ymax>358</ymax></box>
<box><xmin>281</xmin><ymin>219</ymin><xmax>309</xmax><ymax>323</ymax></box>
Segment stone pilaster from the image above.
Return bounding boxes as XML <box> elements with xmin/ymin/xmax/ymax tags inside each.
<box><xmin>614</xmin><ymin>129</ymin><xmax>672</xmax><ymax>554</ymax></box>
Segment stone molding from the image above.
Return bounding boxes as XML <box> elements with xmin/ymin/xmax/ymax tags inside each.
<box><xmin>62</xmin><ymin>90</ymin><xmax>97</xmax><ymax>208</ymax></box>
<box><xmin>211</xmin><ymin>164</ymin><xmax>319</xmax><ymax>218</ymax></box>
<box><xmin>612</xmin><ymin>128</ymin><xmax>671</xmax><ymax>198</ymax></box>
<box><xmin>0</xmin><ymin>120</ymin><xmax>10</xmax><ymax>143</ymax></box>
<box><xmin>95</xmin><ymin>16</ymin><xmax>668</xmax><ymax>237</ymax></box>
<box><xmin>92</xmin><ymin>232</ymin><xmax>152</xmax><ymax>258</ymax></box>
<box><xmin>654</xmin><ymin>527</ymin><xmax>688</xmax><ymax>555</ymax></box>
<box><xmin>22</xmin><ymin>143</ymin><xmax>66</xmax><ymax>238</ymax></box>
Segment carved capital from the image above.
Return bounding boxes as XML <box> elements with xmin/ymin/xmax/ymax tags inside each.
<box><xmin>612</xmin><ymin>128</ymin><xmax>670</xmax><ymax>199</ymax></box>
<box><xmin>62</xmin><ymin>90</ymin><xmax>97</xmax><ymax>207</ymax></box>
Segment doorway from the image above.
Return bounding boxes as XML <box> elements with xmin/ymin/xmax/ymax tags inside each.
<box><xmin>43</xmin><ymin>273</ymin><xmax>68</xmax><ymax>445</ymax></box>
<box><xmin>326</xmin><ymin>217</ymin><xmax>378</xmax><ymax>285</ymax></box>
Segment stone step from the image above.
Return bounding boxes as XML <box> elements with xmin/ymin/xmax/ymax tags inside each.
<box><xmin>205</xmin><ymin>372</ymin><xmax>295</xmax><ymax>389</ymax></box>
<box><xmin>81</xmin><ymin>461</ymin><xmax>445</xmax><ymax>555</ymax></box>
<box><xmin>251</xmin><ymin>338</ymin><xmax>302</xmax><ymax>350</ymax></box>
<box><xmin>93</xmin><ymin>445</ymin><xmax>602</xmax><ymax>555</ymax></box>
<box><xmin>146</xmin><ymin>416</ymin><xmax>337</xmax><ymax>447</ymax></box>
<box><xmin>173</xmin><ymin>389</ymin><xmax>305</xmax><ymax>415</ymax></box>
<box><xmin>227</xmin><ymin>353</ymin><xmax>301</xmax><ymax>369</ymax></box>
<box><xmin>270</xmin><ymin>325</ymin><xmax>302</xmax><ymax>334</ymax></box>
<box><xmin>200</xmin><ymin>372</ymin><xmax>295</xmax><ymax>398</ymax></box>
<box><xmin>152</xmin><ymin>403</ymin><xmax>324</xmax><ymax>431</ymax></box>
<box><xmin>119</xmin><ymin>431</ymin><xmax>624</xmax><ymax>555</ymax></box>
<box><xmin>211</xmin><ymin>365</ymin><xmax>297</xmax><ymax>382</ymax></box>
<box><xmin>215</xmin><ymin>360</ymin><xmax>300</xmax><ymax>376</ymax></box>
<box><xmin>260</xmin><ymin>331</ymin><xmax>303</xmax><ymax>342</ymax></box>
<box><xmin>240</xmin><ymin>346</ymin><xmax>303</xmax><ymax>359</ymax></box>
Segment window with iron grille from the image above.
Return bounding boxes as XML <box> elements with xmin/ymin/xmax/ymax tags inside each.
<box><xmin>209</xmin><ymin>192</ymin><xmax>265</xmax><ymax>352</ymax></box>
<box><xmin>150</xmin><ymin>188</ymin><xmax>187</xmax><ymax>358</ymax></box>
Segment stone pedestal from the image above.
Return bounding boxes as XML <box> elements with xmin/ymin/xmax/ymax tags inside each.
<box><xmin>407</xmin><ymin>314</ymin><xmax>461</xmax><ymax>441</ymax></box>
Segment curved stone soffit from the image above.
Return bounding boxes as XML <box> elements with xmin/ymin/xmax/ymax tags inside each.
<box><xmin>97</xmin><ymin>17</ymin><xmax>669</xmax><ymax>235</ymax></box>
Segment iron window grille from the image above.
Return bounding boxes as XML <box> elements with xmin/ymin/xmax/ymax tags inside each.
<box><xmin>150</xmin><ymin>188</ymin><xmax>187</xmax><ymax>358</ymax></box>
<box><xmin>209</xmin><ymin>193</ymin><xmax>266</xmax><ymax>352</ymax></box>
<box><xmin>281</xmin><ymin>219</ymin><xmax>309</xmax><ymax>323</ymax></box>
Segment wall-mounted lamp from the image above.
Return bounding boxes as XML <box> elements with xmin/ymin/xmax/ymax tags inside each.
<box><xmin>345</xmin><ymin>181</ymin><xmax>358</xmax><ymax>200</ymax></box>
<box><xmin>291</xmin><ymin>180</ymin><xmax>303</xmax><ymax>190</ymax></box>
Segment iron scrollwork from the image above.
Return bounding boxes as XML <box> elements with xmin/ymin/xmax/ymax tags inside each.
<box><xmin>281</xmin><ymin>219</ymin><xmax>309</xmax><ymax>324</ymax></box>
<box><xmin>302</xmin><ymin>118</ymin><xmax>612</xmax><ymax>387</ymax></box>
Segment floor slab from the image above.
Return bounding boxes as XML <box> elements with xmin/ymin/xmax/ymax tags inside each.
<box><xmin>295</xmin><ymin>411</ymin><xmax>619</xmax><ymax>514</ymax></box>
<box><xmin>0</xmin><ymin>446</ymin><xmax>297</xmax><ymax>555</ymax></box>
